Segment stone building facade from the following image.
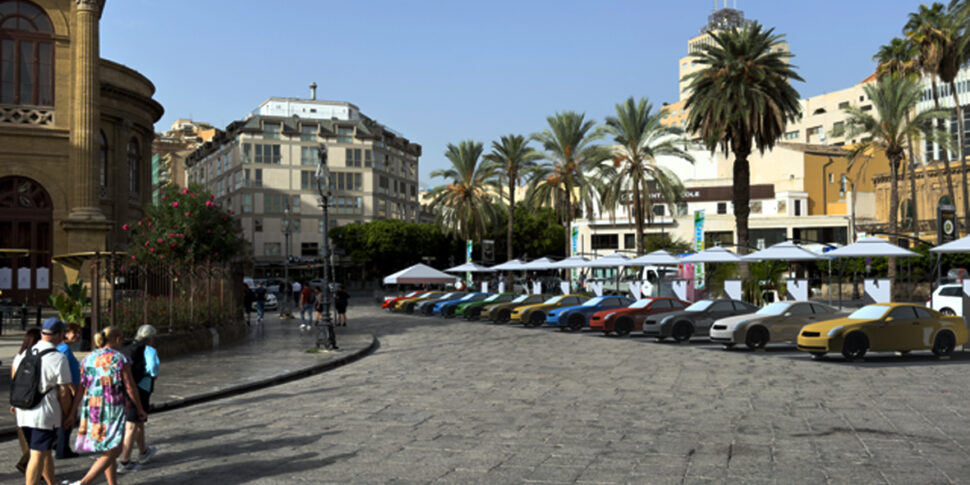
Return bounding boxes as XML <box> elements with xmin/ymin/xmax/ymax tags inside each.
<box><xmin>0</xmin><ymin>0</ymin><xmax>163</xmax><ymax>304</ymax></box>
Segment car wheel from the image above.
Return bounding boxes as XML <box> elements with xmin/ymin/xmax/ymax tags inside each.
<box><xmin>445</xmin><ymin>307</ymin><xmax>455</xmax><ymax>318</ymax></box>
<box><xmin>745</xmin><ymin>326</ymin><xmax>770</xmax><ymax>350</ymax></box>
<box><xmin>941</xmin><ymin>307</ymin><xmax>957</xmax><ymax>316</ymax></box>
<box><xmin>497</xmin><ymin>310</ymin><xmax>511</xmax><ymax>324</ymax></box>
<box><xmin>529</xmin><ymin>312</ymin><xmax>545</xmax><ymax>327</ymax></box>
<box><xmin>614</xmin><ymin>317</ymin><xmax>633</xmax><ymax>337</ymax></box>
<box><xmin>406</xmin><ymin>303</ymin><xmax>415</xmax><ymax>314</ymax></box>
<box><xmin>841</xmin><ymin>332</ymin><xmax>869</xmax><ymax>361</ymax></box>
<box><xmin>654</xmin><ymin>337</ymin><xmax>666</xmax><ymax>342</ymax></box>
<box><xmin>470</xmin><ymin>308</ymin><xmax>482</xmax><ymax>321</ymax></box>
<box><xmin>567</xmin><ymin>314</ymin><xmax>585</xmax><ymax>332</ymax></box>
<box><xmin>932</xmin><ymin>331</ymin><xmax>956</xmax><ymax>357</ymax></box>
<box><xmin>810</xmin><ymin>352</ymin><xmax>826</xmax><ymax>360</ymax></box>
<box><xmin>722</xmin><ymin>343</ymin><xmax>736</xmax><ymax>350</ymax></box>
<box><xmin>671</xmin><ymin>321</ymin><xmax>694</xmax><ymax>342</ymax></box>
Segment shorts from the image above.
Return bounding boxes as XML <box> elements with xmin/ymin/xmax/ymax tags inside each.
<box><xmin>22</xmin><ymin>427</ymin><xmax>56</xmax><ymax>451</ymax></box>
<box><xmin>125</xmin><ymin>387</ymin><xmax>152</xmax><ymax>423</ymax></box>
<box><xmin>335</xmin><ymin>304</ymin><xmax>347</xmax><ymax>315</ymax></box>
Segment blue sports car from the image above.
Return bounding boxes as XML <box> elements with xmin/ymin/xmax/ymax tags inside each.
<box><xmin>433</xmin><ymin>293</ymin><xmax>490</xmax><ymax>317</ymax></box>
<box><xmin>416</xmin><ymin>292</ymin><xmax>468</xmax><ymax>315</ymax></box>
<box><xmin>545</xmin><ymin>295</ymin><xmax>635</xmax><ymax>331</ymax></box>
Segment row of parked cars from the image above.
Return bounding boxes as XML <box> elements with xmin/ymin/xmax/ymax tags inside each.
<box><xmin>382</xmin><ymin>290</ymin><xmax>970</xmax><ymax>361</ymax></box>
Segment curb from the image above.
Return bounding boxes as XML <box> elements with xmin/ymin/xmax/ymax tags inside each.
<box><xmin>0</xmin><ymin>334</ymin><xmax>378</xmax><ymax>441</ymax></box>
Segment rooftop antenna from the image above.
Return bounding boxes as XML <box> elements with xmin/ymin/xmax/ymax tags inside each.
<box><xmin>309</xmin><ymin>82</ymin><xmax>317</xmax><ymax>101</ymax></box>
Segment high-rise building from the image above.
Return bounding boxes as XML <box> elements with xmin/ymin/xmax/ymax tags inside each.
<box><xmin>152</xmin><ymin>119</ymin><xmax>217</xmax><ymax>204</ymax></box>
<box><xmin>185</xmin><ymin>91</ymin><xmax>422</xmax><ymax>272</ymax></box>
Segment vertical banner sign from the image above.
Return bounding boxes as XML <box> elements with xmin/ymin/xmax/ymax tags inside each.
<box><xmin>466</xmin><ymin>240</ymin><xmax>473</xmax><ymax>283</ymax></box>
<box><xmin>571</xmin><ymin>226</ymin><xmax>579</xmax><ymax>281</ymax></box>
<box><xmin>693</xmin><ymin>210</ymin><xmax>705</xmax><ymax>290</ymax></box>
<box><xmin>938</xmin><ymin>204</ymin><xmax>957</xmax><ymax>243</ymax></box>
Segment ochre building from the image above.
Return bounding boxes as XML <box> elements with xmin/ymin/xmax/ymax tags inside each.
<box><xmin>0</xmin><ymin>0</ymin><xmax>163</xmax><ymax>304</ymax></box>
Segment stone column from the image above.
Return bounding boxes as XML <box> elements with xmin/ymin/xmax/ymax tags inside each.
<box><xmin>68</xmin><ymin>0</ymin><xmax>105</xmax><ymax>222</ymax></box>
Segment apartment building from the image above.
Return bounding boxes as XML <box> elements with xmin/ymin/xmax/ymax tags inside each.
<box><xmin>185</xmin><ymin>94</ymin><xmax>422</xmax><ymax>268</ymax></box>
<box><xmin>152</xmin><ymin>119</ymin><xmax>217</xmax><ymax>204</ymax></box>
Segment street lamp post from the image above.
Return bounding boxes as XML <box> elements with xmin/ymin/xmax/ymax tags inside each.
<box><xmin>280</xmin><ymin>206</ymin><xmax>293</xmax><ymax>319</ymax></box>
<box><xmin>315</xmin><ymin>145</ymin><xmax>337</xmax><ymax>350</ymax></box>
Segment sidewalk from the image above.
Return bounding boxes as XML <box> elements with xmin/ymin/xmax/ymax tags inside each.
<box><xmin>0</xmin><ymin>315</ymin><xmax>375</xmax><ymax>440</ymax></box>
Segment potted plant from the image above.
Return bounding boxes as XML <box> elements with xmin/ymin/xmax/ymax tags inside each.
<box><xmin>48</xmin><ymin>279</ymin><xmax>91</xmax><ymax>349</ymax></box>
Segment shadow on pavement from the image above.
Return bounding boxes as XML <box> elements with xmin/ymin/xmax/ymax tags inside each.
<box><xmin>135</xmin><ymin>450</ymin><xmax>358</xmax><ymax>485</ymax></box>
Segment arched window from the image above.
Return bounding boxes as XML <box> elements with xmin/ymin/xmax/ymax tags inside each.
<box><xmin>127</xmin><ymin>138</ymin><xmax>139</xmax><ymax>194</ymax></box>
<box><xmin>99</xmin><ymin>131</ymin><xmax>108</xmax><ymax>191</ymax></box>
<box><xmin>0</xmin><ymin>0</ymin><xmax>53</xmax><ymax>106</ymax></box>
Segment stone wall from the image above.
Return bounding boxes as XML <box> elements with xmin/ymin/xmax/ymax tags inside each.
<box><xmin>152</xmin><ymin>321</ymin><xmax>250</xmax><ymax>359</ymax></box>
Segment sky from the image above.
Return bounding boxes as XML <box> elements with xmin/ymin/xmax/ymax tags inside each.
<box><xmin>102</xmin><ymin>0</ymin><xmax>925</xmax><ymax>186</ymax></box>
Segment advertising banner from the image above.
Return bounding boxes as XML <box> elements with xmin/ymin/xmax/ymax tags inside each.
<box><xmin>466</xmin><ymin>240</ymin><xmax>473</xmax><ymax>282</ymax></box>
<box><xmin>694</xmin><ymin>210</ymin><xmax>705</xmax><ymax>290</ymax></box>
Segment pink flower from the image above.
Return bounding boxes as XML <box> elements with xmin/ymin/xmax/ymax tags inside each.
<box><xmin>205</xmin><ymin>201</ymin><xmax>213</xmax><ymax>207</ymax></box>
<box><xmin>169</xmin><ymin>233</ymin><xmax>175</xmax><ymax>238</ymax></box>
<box><xmin>185</xmin><ymin>212</ymin><xmax>191</xmax><ymax>217</ymax></box>
<box><xmin>183</xmin><ymin>189</ymin><xmax>189</xmax><ymax>194</ymax></box>
<box><xmin>149</xmin><ymin>248</ymin><xmax>155</xmax><ymax>253</ymax></box>
<box><xmin>161</xmin><ymin>195</ymin><xmax>167</xmax><ymax>200</ymax></box>
<box><xmin>156</xmin><ymin>238</ymin><xmax>163</xmax><ymax>243</ymax></box>
<box><xmin>131</xmin><ymin>255</ymin><xmax>136</xmax><ymax>260</ymax></box>
<box><xmin>144</xmin><ymin>241</ymin><xmax>150</xmax><ymax>247</ymax></box>
<box><xmin>138</xmin><ymin>221</ymin><xmax>142</xmax><ymax>226</ymax></box>
<box><xmin>122</xmin><ymin>224</ymin><xmax>129</xmax><ymax>231</ymax></box>
<box><xmin>210</xmin><ymin>194</ymin><xmax>215</xmax><ymax>199</ymax></box>
<box><xmin>172</xmin><ymin>202</ymin><xmax>179</xmax><ymax>208</ymax></box>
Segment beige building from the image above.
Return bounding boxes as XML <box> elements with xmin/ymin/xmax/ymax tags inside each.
<box><xmin>186</xmin><ymin>93</ymin><xmax>422</xmax><ymax>272</ymax></box>
<box><xmin>152</xmin><ymin>119</ymin><xmax>216</xmax><ymax>203</ymax></box>
<box><xmin>0</xmin><ymin>0</ymin><xmax>163</xmax><ymax>304</ymax></box>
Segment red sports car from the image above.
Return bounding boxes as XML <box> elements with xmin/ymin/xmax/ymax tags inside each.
<box><xmin>382</xmin><ymin>290</ymin><xmax>427</xmax><ymax>310</ymax></box>
<box><xmin>589</xmin><ymin>297</ymin><xmax>689</xmax><ymax>336</ymax></box>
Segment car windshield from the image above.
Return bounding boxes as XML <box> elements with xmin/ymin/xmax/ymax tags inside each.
<box><xmin>459</xmin><ymin>294</ymin><xmax>477</xmax><ymax>301</ymax></box>
<box><xmin>439</xmin><ymin>293</ymin><xmax>455</xmax><ymax>299</ymax></box>
<box><xmin>582</xmin><ymin>297</ymin><xmax>607</xmax><ymax>307</ymax></box>
<box><xmin>756</xmin><ymin>302</ymin><xmax>790</xmax><ymax>315</ymax></box>
<box><xmin>848</xmin><ymin>305</ymin><xmax>890</xmax><ymax>319</ymax></box>
<box><xmin>511</xmin><ymin>295</ymin><xmax>530</xmax><ymax>303</ymax></box>
<box><xmin>630</xmin><ymin>299</ymin><xmax>654</xmax><ymax>309</ymax></box>
<box><xmin>684</xmin><ymin>300</ymin><xmax>713</xmax><ymax>312</ymax></box>
<box><xmin>483</xmin><ymin>294</ymin><xmax>501</xmax><ymax>302</ymax></box>
<box><xmin>404</xmin><ymin>291</ymin><xmax>419</xmax><ymax>298</ymax></box>
<box><xmin>543</xmin><ymin>296</ymin><xmax>564</xmax><ymax>304</ymax></box>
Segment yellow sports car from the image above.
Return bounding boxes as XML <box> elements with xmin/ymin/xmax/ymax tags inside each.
<box><xmin>394</xmin><ymin>291</ymin><xmax>446</xmax><ymax>313</ymax></box>
<box><xmin>511</xmin><ymin>294</ymin><xmax>588</xmax><ymax>327</ymax></box>
<box><xmin>797</xmin><ymin>303</ymin><xmax>968</xmax><ymax>361</ymax></box>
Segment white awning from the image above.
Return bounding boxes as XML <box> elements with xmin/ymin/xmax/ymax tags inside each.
<box><xmin>679</xmin><ymin>246</ymin><xmax>742</xmax><ymax>264</ymax></box>
<box><xmin>585</xmin><ymin>252</ymin><xmax>631</xmax><ymax>268</ymax></box>
<box><xmin>742</xmin><ymin>241</ymin><xmax>828</xmax><ymax>262</ymax></box>
<box><xmin>826</xmin><ymin>237</ymin><xmax>920</xmax><ymax>258</ymax></box>
<box><xmin>548</xmin><ymin>256</ymin><xmax>590</xmax><ymax>269</ymax></box>
<box><xmin>444</xmin><ymin>262</ymin><xmax>495</xmax><ymax>273</ymax></box>
<box><xmin>628</xmin><ymin>249</ymin><xmax>681</xmax><ymax>266</ymax></box>
<box><xmin>490</xmin><ymin>259</ymin><xmax>526</xmax><ymax>270</ymax></box>
<box><xmin>520</xmin><ymin>257</ymin><xmax>559</xmax><ymax>270</ymax></box>
<box><xmin>383</xmin><ymin>263</ymin><xmax>459</xmax><ymax>285</ymax></box>
<box><xmin>931</xmin><ymin>235</ymin><xmax>970</xmax><ymax>254</ymax></box>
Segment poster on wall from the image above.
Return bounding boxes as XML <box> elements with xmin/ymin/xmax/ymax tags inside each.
<box><xmin>17</xmin><ymin>267</ymin><xmax>30</xmax><ymax>289</ymax></box>
<box><xmin>0</xmin><ymin>267</ymin><xmax>11</xmax><ymax>290</ymax></box>
<box><xmin>36</xmin><ymin>267</ymin><xmax>50</xmax><ymax>290</ymax></box>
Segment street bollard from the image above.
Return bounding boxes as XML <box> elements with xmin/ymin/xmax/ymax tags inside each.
<box><xmin>35</xmin><ymin>306</ymin><xmax>41</xmax><ymax>328</ymax></box>
<box><xmin>20</xmin><ymin>304</ymin><xmax>27</xmax><ymax>330</ymax></box>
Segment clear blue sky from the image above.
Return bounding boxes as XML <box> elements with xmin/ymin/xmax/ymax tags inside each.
<box><xmin>102</xmin><ymin>0</ymin><xmax>924</xmax><ymax>186</ymax></box>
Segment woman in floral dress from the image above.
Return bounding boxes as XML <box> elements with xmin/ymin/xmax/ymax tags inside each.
<box><xmin>64</xmin><ymin>326</ymin><xmax>145</xmax><ymax>485</ymax></box>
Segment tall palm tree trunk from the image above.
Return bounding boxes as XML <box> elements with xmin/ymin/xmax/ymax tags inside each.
<box><xmin>732</xmin><ymin>150</ymin><xmax>752</xmax><ymax>279</ymax></box>
<box><xmin>888</xmin><ymin>154</ymin><xmax>901</xmax><ymax>297</ymax></box>
<box><xmin>633</xmin><ymin>178</ymin><xmax>646</xmax><ymax>255</ymax></box>
<box><xmin>507</xmin><ymin>175</ymin><xmax>516</xmax><ymax>261</ymax></box>
<box><xmin>905</xmin><ymin>111</ymin><xmax>919</xmax><ymax>238</ymax></box>
<box><xmin>563</xmin><ymin>192</ymin><xmax>573</xmax><ymax>257</ymax></box>
<box><xmin>950</xmin><ymin>82</ymin><xmax>969</xmax><ymax>233</ymax></box>
<box><xmin>932</xmin><ymin>80</ymin><xmax>957</xmax><ymax>206</ymax></box>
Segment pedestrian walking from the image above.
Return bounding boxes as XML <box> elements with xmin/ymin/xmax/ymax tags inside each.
<box><xmin>12</xmin><ymin>318</ymin><xmax>73</xmax><ymax>485</ymax></box>
<box><xmin>243</xmin><ymin>284</ymin><xmax>255</xmax><ymax>324</ymax></box>
<box><xmin>64</xmin><ymin>326</ymin><xmax>146</xmax><ymax>485</ymax></box>
<box><xmin>118</xmin><ymin>325</ymin><xmax>159</xmax><ymax>474</ymax></box>
<box><xmin>292</xmin><ymin>280</ymin><xmax>302</xmax><ymax>307</ymax></box>
<box><xmin>54</xmin><ymin>324</ymin><xmax>81</xmax><ymax>460</ymax></box>
<box><xmin>254</xmin><ymin>282</ymin><xmax>267</xmax><ymax>321</ymax></box>
<box><xmin>11</xmin><ymin>328</ymin><xmax>41</xmax><ymax>476</ymax></box>
<box><xmin>299</xmin><ymin>283</ymin><xmax>313</xmax><ymax>330</ymax></box>
<box><xmin>334</xmin><ymin>284</ymin><xmax>350</xmax><ymax>327</ymax></box>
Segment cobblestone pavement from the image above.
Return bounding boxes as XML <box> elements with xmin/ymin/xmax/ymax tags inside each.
<box><xmin>1</xmin><ymin>304</ymin><xmax>970</xmax><ymax>484</ymax></box>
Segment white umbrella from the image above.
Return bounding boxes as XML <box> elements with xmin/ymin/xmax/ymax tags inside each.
<box><xmin>548</xmin><ymin>255</ymin><xmax>590</xmax><ymax>269</ymax></box>
<box><xmin>444</xmin><ymin>262</ymin><xmax>496</xmax><ymax>273</ymax></box>
<box><xmin>931</xmin><ymin>235</ymin><xmax>970</xmax><ymax>254</ymax></box>
<box><xmin>679</xmin><ymin>246</ymin><xmax>742</xmax><ymax>264</ymax></box>
<box><xmin>826</xmin><ymin>236</ymin><xmax>920</xmax><ymax>258</ymax></box>
<box><xmin>490</xmin><ymin>259</ymin><xmax>526</xmax><ymax>271</ymax></box>
<box><xmin>629</xmin><ymin>249</ymin><xmax>681</xmax><ymax>266</ymax></box>
<box><xmin>741</xmin><ymin>241</ymin><xmax>827</xmax><ymax>262</ymax></box>
<box><xmin>383</xmin><ymin>263</ymin><xmax>459</xmax><ymax>285</ymax></box>
<box><xmin>585</xmin><ymin>252</ymin><xmax>631</xmax><ymax>268</ymax></box>
<box><xmin>520</xmin><ymin>257</ymin><xmax>558</xmax><ymax>270</ymax></box>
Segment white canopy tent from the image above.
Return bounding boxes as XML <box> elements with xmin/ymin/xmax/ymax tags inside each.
<box><xmin>444</xmin><ymin>262</ymin><xmax>495</xmax><ymax>273</ymax></box>
<box><xmin>585</xmin><ymin>252</ymin><xmax>631</xmax><ymax>268</ymax></box>
<box><xmin>520</xmin><ymin>257</ymin><xmax>559</xmax><ymax>270</ymax></box>
<box><xmin>383</xmin><ymin>263</ymin><xmax>459</xmax><ymax>285</ymax></box>
<box><xmin>628</xmin><ymin>249</ymin><xmax>681</xmax><ymax>266</ymax></box>
<box><xmin>548</xmin><ymin>255</ymin><xmax>590</xmax><ymax>269</ymax></box>
<box><xmin>826</xmin><ymin>236</ymin><xmax>920</xmax><ymax>258</ymax></box>
<box><xmin>490</xmin><ymin>259</ymin><xmax>525</xmax><ymax>271</ymax></box>
<box><xmin>930</xmin><ymin>235</ymin><xmax>970</xmax><ymax>254</ymax></box>
<box><xmin>741</xmin><ymin>241</ymin><xmax>827</xmax><ymax>262</ymax></box>
<box><xmin>679</xmin><ymin>246</ymin><xmax>743</xmax><ymax>264</ymax></box>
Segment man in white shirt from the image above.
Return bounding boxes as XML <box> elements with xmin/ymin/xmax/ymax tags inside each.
<box><xmin>292</xmin><ymin>281</ymin><xmax>302</xmax><ymax>306</ymax></box>
<box><xmin>13</xmin><ymin>318</ymin><xmax>73</xmax><ymax>485</ymax></box>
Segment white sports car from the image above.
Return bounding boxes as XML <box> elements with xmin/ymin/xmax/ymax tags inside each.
<box><xmin>709</xmin><ymin>301</ymin><xmax>842</xmax><ymax>350</ymax></box>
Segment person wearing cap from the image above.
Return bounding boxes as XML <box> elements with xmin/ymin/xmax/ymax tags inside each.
<box><xmin>54</xmin><ymin>324</ymin><xmax>81</xmax><ymax>460</ymax></box>
<box><xmin>11</xmin><ymin>318</ymin><xmax>73</xmax><ymax>485</ymax></box>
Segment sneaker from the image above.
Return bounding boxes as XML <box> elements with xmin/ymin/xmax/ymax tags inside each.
<box><xmin>138</xmin><ymin>446</ymin><xmax>158</xmax><ymax>464</ymax></box>
<box><xmin>61</xmin><ymin>481</ymin><xmax>81</xmax><ymax>485</ymax></box>
<box><xmin>117</xmin><ymin>461</ymin><xmax>142</xmax><ymax>474</ymax></box>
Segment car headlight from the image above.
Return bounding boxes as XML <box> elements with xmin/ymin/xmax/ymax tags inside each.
<box><xmin>827</xmin><ymin>326</ymin><xmax>844</xmax><ymax>337</ymax></box>
<box><xmin>604</xmin><ymin>312</ymin><xmax>616</xmax><ymax>320</ymax></box>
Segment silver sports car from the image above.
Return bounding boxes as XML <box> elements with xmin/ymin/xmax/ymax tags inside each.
<box><xmin>709</xmin><ymin>301</ymin><xmax>843</xmax><ymax>350</ymax></box>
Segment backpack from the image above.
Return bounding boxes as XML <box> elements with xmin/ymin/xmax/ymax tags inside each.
<box><xmin>10</xmin><ymin>348</ymin><xmax>57</xmax><ymax>410</ymax></box>
<box><xmin>122</xmin><ymin>341</ymin><xmax>148</xmax><ymax>384</ymax></box>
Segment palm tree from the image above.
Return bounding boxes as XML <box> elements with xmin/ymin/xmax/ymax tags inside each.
<box><xmin>842</xmin><ymin>75</ymin><xmax>949</xmax><ymax>292</ymax></box>
<box><xmin>426</xmin><ymin>140</ymin><xmax>501</xmax><ymax>245</ymax></box>
<box><xmin>905</xmin><ymin>2</ymin><xmax>960</xmax><ymax>218</ymax></box>
<box><xmin>683</xmin><ymin>22</ymin><xmax>803</xmax><ymax>274</ymax></box>
<box><xmin>874</xmin><ymin>37</ymin><xmax>922</xmax><ymax>236</ymax></box>
<box><xmin>482</xmin><ymin>135</ymin><xmax>543</xmax><ymax>261</ymax></box>
<box><xmin>526</xmin><ymin>111</ymin><xmax>611</xmax><ymax>253</ymax></box>
<box><xmin>601</xmin><ymin>97</ymin><xmax>695</xmax><ymax>254</ymax></box>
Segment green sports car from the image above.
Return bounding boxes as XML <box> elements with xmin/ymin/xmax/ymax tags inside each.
<box><xmin>456</xmin><ymin>293</ymin><xmax>518</xmax><ymax>320</ymax></box>
<box><xmin>485</xmin><ymin>294</ymin><xmax>550</xmax><ymax>324</ymax></box>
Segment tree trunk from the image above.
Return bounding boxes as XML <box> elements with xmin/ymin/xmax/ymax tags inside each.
<box><xmin>888</xmin><ymin>154</ymin><xmax>900</xmax><ymax>297</ymax></box>
<box><xmin>563</xmin><ymin>191</ymin><xmax>572</xmax><ymax>258</ymax></box>
<box><xmin>950</xmin><ymin>82</ymin><xmax>969</xmax><ymax>235</ymax></box>
<box><xmin>507</xmin><ymin>172</ymin><xmax>515</xmax><ymax>262</ymax></box>
<box><xmin>732</xmin><ymin>153</ymin><xmax>751</xmax><ymax>279</ymax></box>
<box><xmin>932</xmin><ymin>80</ymin><xmax>957</xmax><ymax>208</ymax></box>
<box><xmin>633</xmin><ymin>177</ymin><xmax>645</xmax><ymax>255</ymax></box>
<box><xmin>904</xmin><ymin>111</ymin><xmax>918</xmax><ymax>238</ymax></box>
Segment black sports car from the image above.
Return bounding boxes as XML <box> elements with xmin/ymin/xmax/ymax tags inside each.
<box><xmin>642</xmin><ymin>299</ymin><xmax>758</xmax><ymax>342</ymax></box>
